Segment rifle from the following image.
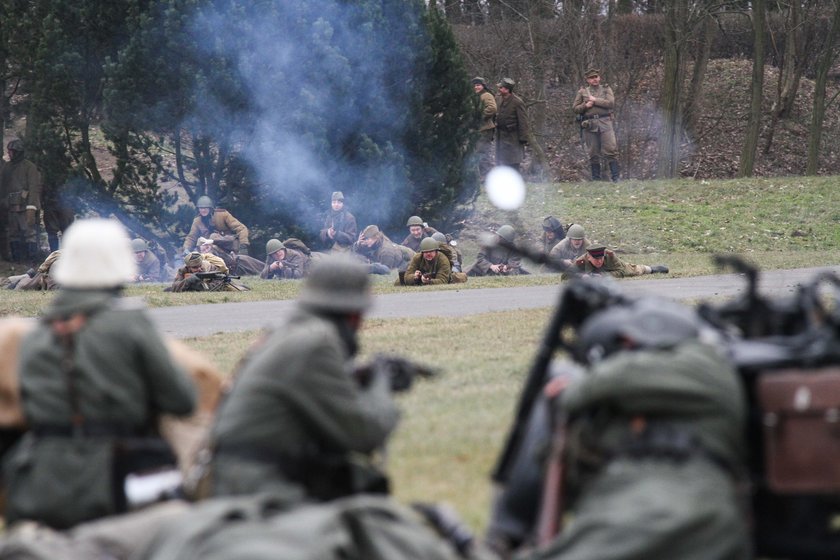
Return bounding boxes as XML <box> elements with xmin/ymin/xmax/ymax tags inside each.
<box><xmin>195</xmin><ymin>271</ymin><xmax>242</xmax><ymax>292</ymax></box>
<box><xmin>354</xmin><ymin>354</ymin><xmax>439</xmax><ymax>392</ymax></box>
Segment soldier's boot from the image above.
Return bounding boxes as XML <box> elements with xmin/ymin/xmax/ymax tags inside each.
<box><xmin>609</xmin><ymin>161</ymin><xmax>620</xmax><ymax>182</ymax></box>
<box><xmin>649</xmin><ymin>264</ymin><xmax>669</xmax><ymax>274</ymax></box>
<box><xmin>590</xmin><ymin>163</ymin><xmax>601</xmax><ymax>181</ymax></box>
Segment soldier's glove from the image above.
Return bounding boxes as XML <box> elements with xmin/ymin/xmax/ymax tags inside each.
<box><xmin>239</xmin><ymin>244</ymin><xmax>249</xmax><ymax>256</ymax></box>
<box><xmin>25</xmin><ymin>208</ymin><xmax>37</xmax><ymax>227</ymax></box>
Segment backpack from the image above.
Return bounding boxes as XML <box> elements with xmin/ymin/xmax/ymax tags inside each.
<box><xmin>283</xmin><ymin>237</ymin><xmax>312</xmax><ymax>256</ymax></box>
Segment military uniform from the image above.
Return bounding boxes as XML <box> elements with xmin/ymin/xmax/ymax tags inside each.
<box><xmin>495</xmin><ymin>81</ymin><xmax>530</xmax><ymax>171</ymax></box>
<box><xmin>170</xmin><ymin>253</ymin><xmax>231</xmax><ymax>292</ymax></box>
<box><xmin>182</xmin><ymin>209</ymin><xmax>249</xmax><ymax>254</ymax></box>
<box><xmin>562</xmin><ymin>249</ymin><xmax>650</xmax><ymax>279</ymax></box>
<box><xmin>11</xmin><ymin>250</ymin><xmax>61</xmax><ymax>291</ymax></box>
<box><xmin>135</xmin><ymin>249</ymin><xmax>162</xmax><ymax>282</ymax></box>
<box><xmin>525</xmin><ymin>341</ymin><xmax>749</xmax><ymax>560</ymax></box>
<box><xmin>2</xmin><ymin>289</ymin><xmax>196</xmax><ymax>528</ymax></box>
<box><xmin>573</xmin><ymin>73</ymin><xmax>619</xmax><ymax>181</ymax></box>
<box><xmin>404</xmin><ymin>251</ymin><xmax>452</xmax><ymax>285</ymax></box>
<box><xmin>466</xmin><ymin>246</ymin><xmax>527</xmax><ymax>277</ymax></box>
<box><xmin>354</xmin><ymin>231</ymin><xmax>413</xmax><ymax>270</ymax></box>
<box><xmin>0</xmin><ymin>150</ymin><xmax>42</xmax><ymax>262</ymax></box>
<box><xmin>210</xmin><ymin>306</ymin><xmax>399</xmax><ymax>498</ymax></box>
<box><xmin>260</xmin><ymin>247</ymin><xmax>310</xmax><ymax>279</ymax></box>
<box><xmin>401</xmin><ymin>227</ymin><xmax>438</xmax><ymax>252</ymax></box>
<box><xmin>474</xmin><ymin>78</ymin><xmax>497</xmax><ymax>178</ymax></box>
<box><xmin>549</xmin><ymin>238</ymin><xmax>590</xmax><ymax>266</ymax></box>
<box><xmin>41</xmin><ymin>181</ymin><xmax>75</xmax><ymax>252</ymax></box>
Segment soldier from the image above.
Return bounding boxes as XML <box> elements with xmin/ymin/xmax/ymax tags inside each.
<box><xmin>0</xmin><ymin>139</ymin><xmax>43</xmax><ymax>263</ymax></box>
<box><xmin>495</xmin><ymin>78</ymin><xmax>530</xmax><ymax>173</ymax></box>
<box><xmin>540</xmin><ymin>217</ymin><xmax>566</xmax><ymax>257</ymax></box>
<box><xmin>523</xmin><ymin>300</ymin><xmax>750</xmax><ymax>559</ymax></box>
<box><xmin>4</xmin><ymin>249</ymin><xmax>61</xmax><ymax>291</ymax></box>
<box><xmin>548</xmin><ymin>223</ymin><xmax>590</xmax><ymax>270</ymax></box>
<box><xmin>132</xmin><ymin>238</ymin><xmax>162</xmax><ymax>282</ymax></box>
<box><xmin>1</xmin><ymin>219</ymin><xmax>196</xmax><ymax>529</ymax></box>
<box><xmin>466</xmin><ymin>225</ymin><xmax>529</xmax><ymax>277</ymax></box>
<box><xmin>260</xmin><ymin>238</ymin><xmax>310</xmax><ymax>279</ymax></box>
<box><xmin>562</xmin><ymin>245</ymin><xmax>669</xmax><ymax>279</ymax></box>
<box><xmin>198</xmin><ymin>236</ymin><xmax>264</xmax><ymax>276</ymax></box>
<box><xmin>169</xmin><ymin>251</ymin><xmax>232</xmax><ymax>292</ymax></box>
<box><xmin>431</xmin><ymin>231</ymin><xmax>464</xmax><ymax>274</ymax></box>
<box><xmin>318</xmin><ymin>191</ymin><xmax>357</xmax><ymax>253</ymax></box>
<box><xmin>181</xmin><ymin>195</ymin><xmax>250</xmax><ymax>255</ymax></box>
<box><xmin>208</xmin><ymin>255</ymin><xmax>400</xmax><ymax>499</ymax></box>
<box><xmin>41</xmin><ymin>179</ymin><xmax>75</xmax><ymax>252</ymax></box>
<box><xmin>404</xmin><ymin>237</ymin><xmax>452</xmax><ymax>286</ymax></box>
<box><xmin>354</xmin><ymin>224</ymin><xmax>413</xmax><ymax>272</ymax></box>
<box><xmin>573</xmin><ymin>68</ymin><xmax>620</xmax><ymax>182</ymax></box>
<box><xmin>401</xmin><ymin>215</ymin><xmax>438</xmax><ymax>253</ymax></box>
<box><xmin>473</xmin><ymin>76</ymin><xmax>497</xmax><ymax>179</ymax></box>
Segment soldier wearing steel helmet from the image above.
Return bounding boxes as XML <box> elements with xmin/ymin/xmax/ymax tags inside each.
<box><xmin>573</xmin><ymin>68</ymin><xmax>620</xmax><ymax>182</ymax></box>
<box><xmin>0</xmin><ymin>139</ymin><xmax>43</xmax><ymax>263</ymax></box>
<box><xmin>466</xmin><ymin>225</ymin><xmax>529</xmax><ymax>276</ymax></box>
<box><xmin>131</xmin><ymin>238</ymin><xmax>162</xmax><ymax>282</ymax></box>
<box><xmin>209</xmin><ymin>255</ymin><xmax>399</xmax><ymax>499</ymax></box>
<box><xmin>260</xmin><ymin>238</ymin><xmax>310</xmax><ymax>279</ymax></box>
<box><xmin>401</xmin><ymin>215</ymin><xmax>438</xmax><ymax>253</ymax></box>
<box><xmin>518</xmin><ymin>298</ymin><xmax>749</xmax><ymax>559</ymax></box>
<box><xmin>181</xmin><ymin>195</ymin><xmax>250</xmax><ymax>255</ymax></box>
<box><xmin>2</xmin><ymin>219</ymin><xmax>195</xmax><ymax>529</ymax></box>
<box><xmin>548</xmin><ymin>223</ymin><xmax>590</xmax><ymax>270</ymax></box>
<box><xmin>404</xmin><ymin>237</ymin><xmax>452</xmax><ymax>285</ymax></box>
<box><xmin>495</xmin><ymin>78</ymin><xmax>530</xmax><ymax>173</ymax></box>
<box><xmin>473</xmin><ymin>76</ymin><xmax>497</xmax><ymax>179</ymax></box>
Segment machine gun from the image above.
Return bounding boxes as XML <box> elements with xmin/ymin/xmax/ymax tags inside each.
<box><xmin>354</xmin><ymin>354</ymin><xmax>439</xmax><ymax>393</ymax></box>
<box><xmin>194</xmin><ymin>271</ymin><xmax>243</xmax><ymax>291</ymax></box>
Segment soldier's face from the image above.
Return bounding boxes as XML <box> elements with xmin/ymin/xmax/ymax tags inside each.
<box><xmin>587</xmin><ymin>254</ymin><xmax>605</xmax><ymax>268</ymax></box>
<box><xmin>134</xmin><ymin>251</ymin><xmax>145</xmax><ymax>263</ymax></box>
<box><xmin>545</xmin><ymin>230</ymin><xmax>556</xmax><ymax>241</ymax></box>
<box><xmin>422</xmin><ymin>250</ymin><xmax>437</xmax><ymax>261</ymax></box>
<box><xmin>586</xmin><ymin>75</ymin><xmax>600</xmax><ymax>87</ymax></box>
<box><xmin>571</xmin><ymin>238</ymin><xmax>584</xmax><ymax>249</ymax></box>
<box><xmin>473</xmin><ymin>83</ymin><xmax>484</xmax><ymax>94</ymax></box>
<box><xmin>331</xmin><ymin>200</ymin><xmax>344</xmax><ymax>211</ymax></box>
<box><xmin>198</xmin><ymin>207</ymin><xmax>210</xmax><ymax>217</ymax></box>
<box><xmin>363</xmin><ymin>237</ymin><xmax>377</xmax><ymax>247</ymax></box>
<box><xmin>271</xmin><ymin>249</ymin><xmax>285</xmax><ymax>261</ymax></box>
<box><xmin>187</xmin><ymin>264</ymin><xmax>202</xmax><ymax>273</ymax></box>
<box><xmin>199</xmin><ymin>244</ymin><xmax>212</xmax><ymax>254</ymax></box>
<box><xmin>409</xmin><ymin>225</ymin><xmax>423</xmax><ymax>238</ymax></box>
<box><xmin>499</xmin><ymin>86</ymin><xmax>510</xmax><ymax>96</ymax></box>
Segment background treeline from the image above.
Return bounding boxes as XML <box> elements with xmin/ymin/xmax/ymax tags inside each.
<box><xmin>0</xmin><ymin>0</ymin><xmax>479</xmax><ymax>255</ymax></box>
<box><xmin>450</xmin><ymin>0</ymin><xmax>840</xmax><ymax>181</ymax></box>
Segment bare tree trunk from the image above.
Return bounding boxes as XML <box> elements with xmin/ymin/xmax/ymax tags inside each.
<box><xmin>683</xmin><ymin>12</ymin><xmax>715</xmax><ymax>138</ymax></box>
<box><xmin>737</xmin><ymin>0</ymin><xmax>766</xmax><ymax>177</ymax></box>
<box><xmin>806</xmin><ymin>0</ymin><xmax>840</xmax><ymax>175</ymax></box>
<box><xmin>656</xmin><ymin>0</ymin><xmax>688</xmax><ymax>178</ymax></box>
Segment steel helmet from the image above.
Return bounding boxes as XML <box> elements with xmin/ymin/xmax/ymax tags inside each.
<box><xmin>196</xmin><ymin>196</ymin><xmax>214</xmax><ymax>209</ymax></box>
<box><xmin>431</xmin><ymin>232</ymin><xmax>447</xmax><ymax>243</ymax></box>
<box><xmin>130</xmin><ymin>239</ymin><xmax>148</xmax><ymax>253</ymax></box>
<box><xmin>567</xmin><ymin>224</ymin><xmax>585</xmax><ymax>240</ymax></box>
<box><xmin>419</xmin><ymin>238</ymin><xmax>439</xmax><ymax>252</ymax></box>
<box><xmin>266</xmin><ymin>239</ymin><xmax>285</xmax><ymax>255</ymax></box>
<box><xmin>52</xmin><ymin>219</ymin><xmax>137</xmax><ymax>289</ymax></box>
<box><xmin>496</xmin><ymin>225</ymin><xmax>516</xmax><ymax>243</ymax></box>
<box><xmin>298</xmin><ymin>254</ymin><xmax>371</xmax><ymax>313</ymax></box>
<box><xmin>406</xmin><ymin>216</ymin><xmax>424</xmax><ymax>227</ymax></box>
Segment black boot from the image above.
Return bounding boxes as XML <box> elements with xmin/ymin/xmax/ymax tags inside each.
<box><xmin>590</xmin><ymin>163</ymin><xmax>601</xmax><ymax>181</ymax></box>
<box><xmin>609</xmin><ymin>161</ymin><xmax>620</xmax><ymax>182</ymax></box>
<box><xmin>650</xmin><ymin>265</ymin><xmax>669</xmax><ymax>274</ymax></box>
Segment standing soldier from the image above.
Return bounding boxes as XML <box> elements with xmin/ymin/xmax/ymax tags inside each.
<box><xmin>181</xmin><ymin>195</ymin><xmax>250</xmax><ymax>255</ymax></box>
<box><xmin>495</xmin><ymin>78</ymin><xmax>529</xmax><ymax>173</ymax></box>
<box><xmin>573</xmin><ymin>68</ymin><xmax>620</xmax><ymax>182</ymax></box>
<box><xmin>0</xmin><ymin>139</ymin><xmax>43</xmax><ymax>263</ymax></box>
<box><xmin>472</xmin><ymin>77</ymin><xmax>497</xmax><ymax>179</ymax></box>
<box><xmin>41</xmin><ymin>180</ymin><xmax>75</xmax><ymax>252</ymax></box>
<box><xmin>319</xmin><ymin>191</ymin><xmax>357</xmax><ymax>253</ymax></box>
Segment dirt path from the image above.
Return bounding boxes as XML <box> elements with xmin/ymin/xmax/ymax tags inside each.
<box><xmin>148</xmin><ymin>266</ymin><xmax>840</xmax><ymax>338</ymax></box>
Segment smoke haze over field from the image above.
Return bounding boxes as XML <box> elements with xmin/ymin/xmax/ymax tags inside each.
<box><xmin>187</xmin><ymin>0</ymin><xmax>430</xmax><ymax>237</ymax></box>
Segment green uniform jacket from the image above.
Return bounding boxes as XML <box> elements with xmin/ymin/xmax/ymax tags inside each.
<box><xmin>466</xmin><ymin>246</ymin><xmax>524</xmax><ymax>276</ymax></box>
<box><xmin>260</xmin><ymin>247</ymin><xmax>309</xmax><ymax>279</ymax></box>
<box><xmin>404</xmin><ymin>252</ymin><xmax>451</xmax><ymax>285</ymax></box>
<box><xmin>353</xmin><ymin>234</ymin><xmax>412</xmax><ymax>270</ymax></box>
<box><xmin>400</xmin><ymin>226</ymin><xmax>438</xmax><ymax>253</ymax></box>
<box><xmin>319</xmin><ymin>208</ymin><xmax>357</xmax><ymax>250</ymax></box>
<box><xmin>0</xmin><ymin>158</ymin><xmax>42</xmax><ymax>212</ymax></box>
<box><xmin>182</xmin><ymin>209</ymin><xmax>250</xmax><ymax>253</ymax></box>
<box><xmin>561</xmin><ymin>250</ymin><xmax>645</xmax><ymax>279</ymax></box>
<box><xmin>4</xmin><ymin>289</ymin><xmax>196</xmax><ymax>527</ymax></box>
<box><xmin>525</xmin><ymin>342</ymin><xmax>749</xmax><ymax>560</ymax></box>
<box><xmin>572</xmin><ymin>84</ymin><xmax>615</xmax><ymax>133</ymax></box>
<box><xmin>136</xmin><ymin>250</ymin><xmax>161</xmax><ymax>282</ymax></box>
<box><xmin>479</xmin><ymin>90</ymin><xmax>497</xmax><ymax>132</ymax></box>
<box><xmin>210</xmin><ymin>307</ymin><xmax>399</xmax><ymax>498</ymax></box>
<box><xmin>495</xmin><ymin>94</ymin><xmax>529</xmax><ymax>166</ymax></box>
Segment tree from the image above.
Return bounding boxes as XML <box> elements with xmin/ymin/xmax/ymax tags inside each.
<box><xmin>738</xmin><ymin>0</ymin><xmax>766</xmax><ymax>177</ymax></box>
<box><xmin>806</xmin><ymin>0</ymin><xmax>840</xmax><ymax>174</ymax></box>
